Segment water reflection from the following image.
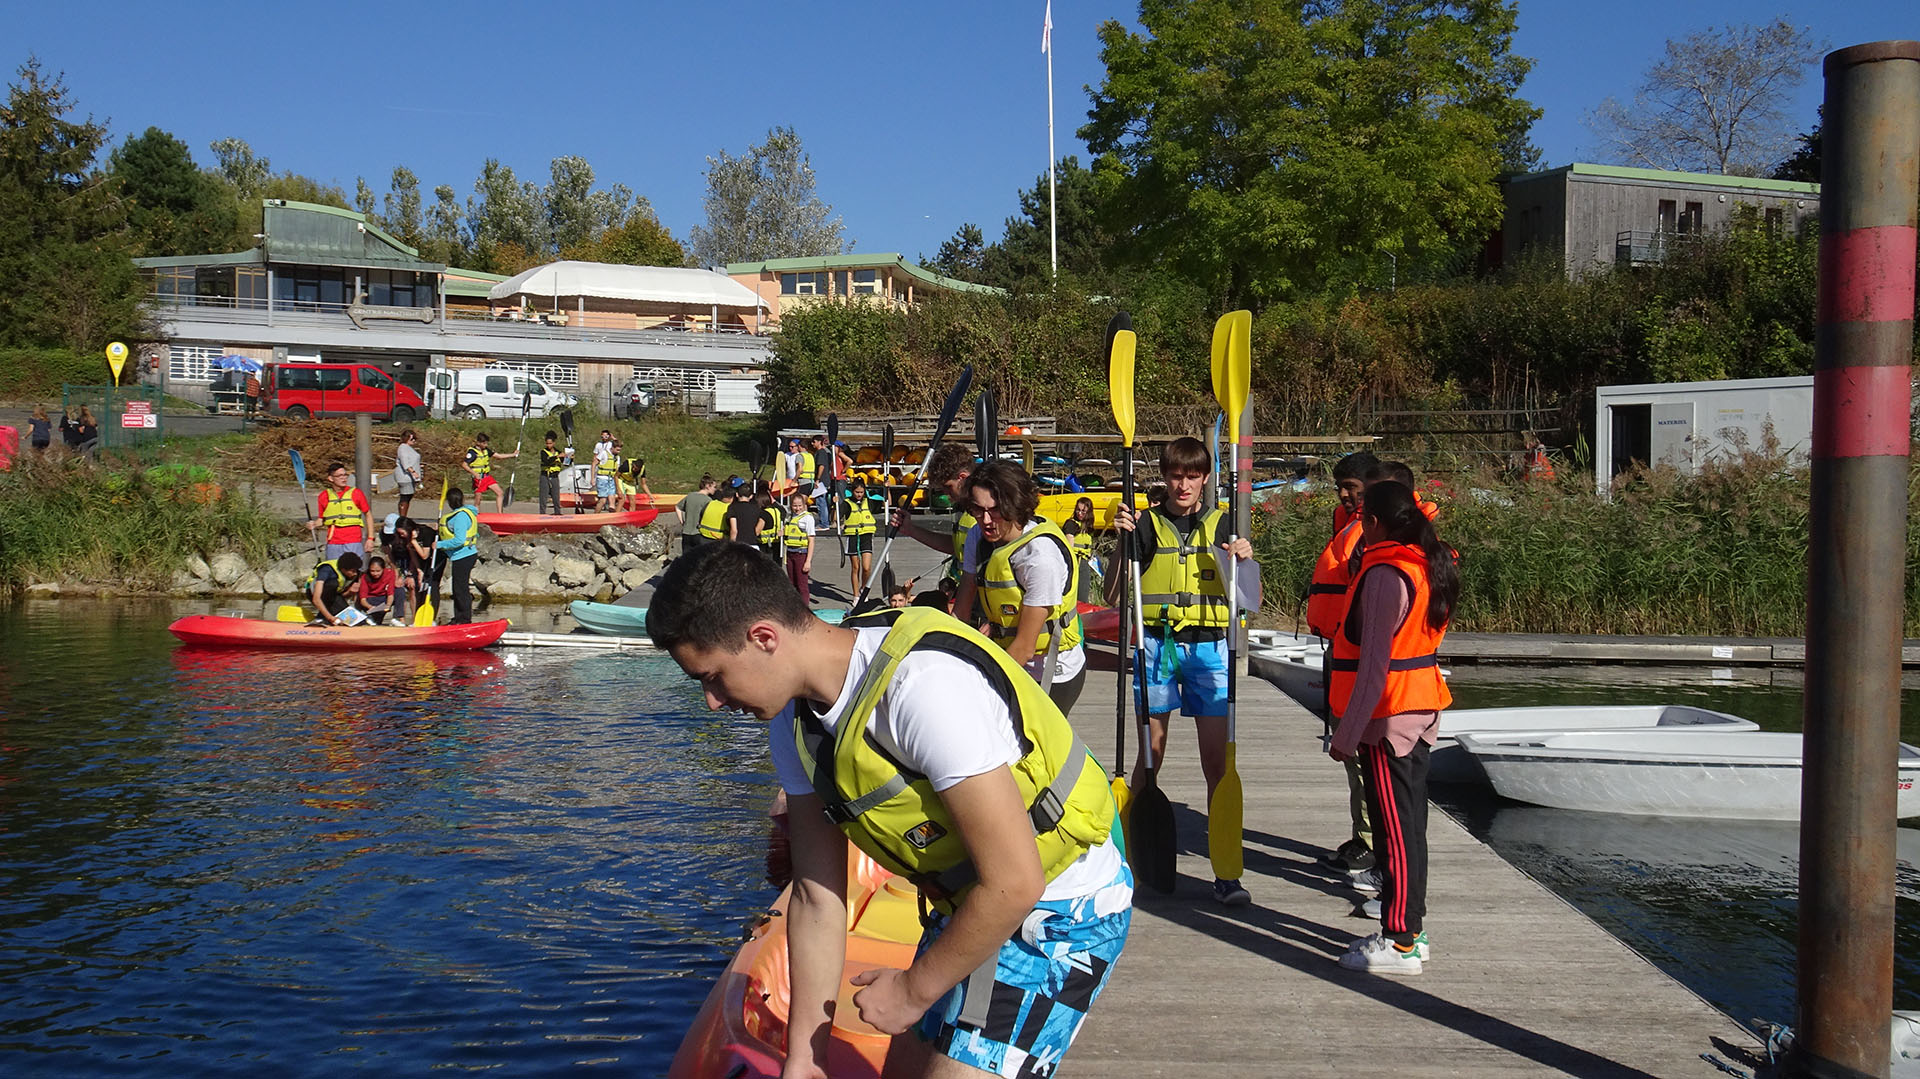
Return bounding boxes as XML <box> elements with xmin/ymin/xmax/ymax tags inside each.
<box><xmin>0</xmin><ymin>599</ymin><xmax>776</xmax><ymax>1074</ymax></box>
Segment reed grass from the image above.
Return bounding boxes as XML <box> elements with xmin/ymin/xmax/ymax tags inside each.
<box><xmin>0</xmin><ymin>450</ymin><xmax>282</xmax><ymax>589</ymax></box>
<box><xmin>1251</xmin><ymin>445</ymin><xmax>1920</xmax><ymax>638</ymax></box>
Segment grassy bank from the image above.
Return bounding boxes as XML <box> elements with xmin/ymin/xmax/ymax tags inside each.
<box><xmin>1251</xmin><ymin>448</ymin><xmax>1920</xmax><ymax>638</ymax></box>
<box><xmin>0</xmin><ymin>452</ymin><xmax>283</xmax><ymax>589</ymax></box>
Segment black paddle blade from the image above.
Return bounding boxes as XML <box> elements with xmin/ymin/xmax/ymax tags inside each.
<box><xmin>938</xmin><ymin>368</ymin><xmax>974</xmax><ymax>436</ymax></box>
<box><xmin>559</xmin><ymin>407</ymin><xmax>573</xmax><ymax>437</ymax></box>
<box><xmin>749</xmin><ymin>440</ymin><xmax>764</xmax><ymax>479</ymax></box>
<box><xmin>973</xmin><ymin>392</ymin><xmax>990</xmax><ymax>462</ymax></box>
<box><xmin>984</xmin><ymin>388</ymin><xmax>1000</xmax><ymax>459</ymax></box>
<box><xmin>521</xmin><ymin>391</ymin><xmax>532</xmax><ymax>418</ymax></box>
<box><xmin>1132</xmin><ymin>784</ymin><xmax>1179</xmax><ymax>895</ymax></box>
<box><xmin>882</xmin><ymin>563</ymin><xmax>898</xmax><ymax>598</ymax></box>
<box><xmin>826</xmin><ymin>412</ymin><xmax>839</xmax><ymax>447</ymax></box>
<box><xmin>1104</xmin><ymin>311</ymin><xmax>1133</xmax><ymax>358</ymax></box>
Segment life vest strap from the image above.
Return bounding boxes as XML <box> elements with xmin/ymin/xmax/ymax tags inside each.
<box><xmin>1139</xmin><ymin>591</ymin><xmax>1228</xmax><ymax>608</ymax></box>
<box><xmin>1307</xmin><ymin>582</ymin><xmax>1348</xmax><ymax>596</ymax></box>
<box><xmin>905</xmin><ymin>742</ymin><xmax>1092</xmax><ymax>905</ymax></box>
<box><xmin>1327</xmin><ymin>652</ymin><xmax>1438</xmax><ymax>673</ymax></box>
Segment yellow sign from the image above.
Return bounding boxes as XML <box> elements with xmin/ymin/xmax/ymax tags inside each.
<box><xmin>105</xmin><ymin>341</ymin><xmax>129</xmax><ymax>383</ymax></box>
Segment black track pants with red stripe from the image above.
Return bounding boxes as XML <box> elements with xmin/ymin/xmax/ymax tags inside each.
<box><xmin>1360</xmin><ymin>739</ymin><xmax>1430</xmax><ymax>945</ymax></box>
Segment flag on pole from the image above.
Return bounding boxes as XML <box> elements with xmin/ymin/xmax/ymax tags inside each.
<box><xmin>1041</xmin><ymin>0</ymin><xmax>1052</xmax><ymax>53</ymax></box>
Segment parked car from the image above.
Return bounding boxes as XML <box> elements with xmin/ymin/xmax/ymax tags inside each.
<box><xmin>267</xmin><ymin>362</ymin><xmax>426</xmax><ymax>423</ymax></box>
<box><xmin>617</xmin><ymin>378</ymin><xmax>656</xmax><ymax>419</ymax></box>
<box><xmin>428</xmin><ymin>368</ymin><xmax>577</xmax><ymax>420</ymax></box>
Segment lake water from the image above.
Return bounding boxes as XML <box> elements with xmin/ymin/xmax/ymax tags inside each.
<box><xmin>0</xmin><ymin>598</ymin><xmax>772</xmax><ymax>1075</ymax></box>
<box><xmin>5</xmin><ymin>600</ymin><xmax>1915</xmax><ymax>1072</ymax></box>
<box><xmin>1439</xmin><ymin>665</ymin><xmax>1920</xmax><ymax>1029</ymax></box>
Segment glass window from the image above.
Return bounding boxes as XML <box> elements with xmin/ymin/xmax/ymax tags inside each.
<box><xmin>369</xmin><ymin>269</ymin><xmax>392</xmax><ymax>306</ymax></box>
<box><xmin>358</xmin><ymin>367</ymin><xmax>393</xmax><ymax>390</ymax></box>
<box><xmin>316</xmin><ymin>367</ymin><xmax>352</xmax><ymax>391</ymax></box>
<box><xmin>780</xmin><ymin>272</ymin><xmax>799</xmax><ymax>295</ymax></box>
<box><xmin>278</xmin><ymin>367</ymin><xmax>320</xmax><ymax>391</ymax></box>
<box><xmin>851</xmin><ymin>268</ymin><xmax>879</xmax><ymax>295</ymax></box>
<box><xmin>319</xmin><ymin>272</ymin><xmax>344</xmax><ymax>306</ymax></box>
<box><xmin>523</xmin><ymin>378</ymin><xmax>546</xmax><ymax>395</ymax></box>
<box><xmin>485</xmin><ymin>374</ymin><xmax>510</xmax><ymax>393</ymax></box>
<box><xmin>835</xmin><ymin>271</ymin><xmax>851</xmax><ymax>296</ymax></box>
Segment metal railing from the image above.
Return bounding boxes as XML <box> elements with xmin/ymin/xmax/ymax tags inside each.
<box><xmin>149</xmin><ymin>294</ymin><xmax>771</xmax><ymax>351</ymax></box>
<box><xmin>1614</xmin><ymin>230</ymin><xmax>1700</xmax><ymax>266</ymax></box>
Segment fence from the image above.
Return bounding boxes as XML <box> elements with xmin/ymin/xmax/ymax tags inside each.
<box><xmin>62</xmin><ymin>384</ymin><xmax>164</xmax><ymax>452</ymax></box>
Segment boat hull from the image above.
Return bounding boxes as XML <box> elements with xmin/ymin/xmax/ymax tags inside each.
<box><xmin>1431</xmin><ymin>705</ymin><xmax>1759</xmax><ymax>783</ymax></box>
<box><xmin>168</xmin><ymin>615</ymin><xmax>509</xmax><ymax>650</ymax></box>
<box><xmin>569</xmin><ymin>601</ymin><xmax>845</xmax><ymax>637</ymax></box>
<box><xmin>1462</xmin><ymin>729</ymin><xmax>1920</xmax><ymax>820</ymax></box>
<box><xmin>477</xmin><ymin>508</ymin><xmax>658</xmax><ymax>535</ymax></box>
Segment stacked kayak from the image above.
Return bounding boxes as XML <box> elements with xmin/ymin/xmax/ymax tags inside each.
<box><xmin>570</xmin><ymin>600</ymin><xmax>845</xmax><ymax>637</ymax></box>
<box><xmin>168</xmin><ymin>615</ymin><xmax>509</xmax><ymax>650</ymax></box>
<box><xmin>477</xmin><ymin>508</ymin><xmax>659</xmax><ymax>535</ymax></box>
<box><xmin>668</xmin><ymin>846</ymin><xmax>919</xmax><ymax>1078</ymax></box>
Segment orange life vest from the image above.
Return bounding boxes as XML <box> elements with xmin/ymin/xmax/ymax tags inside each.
<box><xmin>1333</xmin><ymin>504</ymin><xmax>1356</xmax><ymax>533</ymax></box>
<box><xmin>1306</xmin><ymin>519</ymin><xmax>1363</xmax><ymax>639</ymax></box>
<box><xmin>1327</xmin><ymin>541</ymin><xmax>1453</xmax><ymax>720</ymax></box>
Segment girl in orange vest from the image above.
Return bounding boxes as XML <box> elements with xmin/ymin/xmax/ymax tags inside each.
<box><xmin>1326</xmin><ymin>480</ymin><xmax>1458</xmax><ymax>977</ymax></box>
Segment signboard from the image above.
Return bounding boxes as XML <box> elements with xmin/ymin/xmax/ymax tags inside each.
<box><xmin>122</xmin><ymin>400</ymin><xmax>156</xmax><ymax>429</ymax></box>
<box><xmin>105</xmin><ymin>341</ymin><xmax>129</xmax><ymax>383</ymax></box>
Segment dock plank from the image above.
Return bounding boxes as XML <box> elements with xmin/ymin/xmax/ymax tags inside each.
<box><xmin>1063</xmin><ymin>664</ymin><xmax>1755</xmax><ymax>1077</ymax></box>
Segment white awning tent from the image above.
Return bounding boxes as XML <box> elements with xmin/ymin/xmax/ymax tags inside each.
<box><xmin>488</xmin><ymin>261</ymin><xmax>767</xmax><ymax>310</ymax></box>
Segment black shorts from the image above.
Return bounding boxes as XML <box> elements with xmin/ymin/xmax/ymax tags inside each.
<box><xmin>848</xmin><ymin>534</ymin><xmax>873</xmax><ymax>555</ymax></box>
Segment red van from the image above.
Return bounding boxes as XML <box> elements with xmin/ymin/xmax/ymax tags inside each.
<box><xmin>267</xmin><ymin>362</ymin><xmax>426</xmax><ymax>422</ymax></box>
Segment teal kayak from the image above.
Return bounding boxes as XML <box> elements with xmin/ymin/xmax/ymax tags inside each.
<box><xmin>569</xmin><ymin>600</ymin><xmax>845</xmax><ymax>637</ymax></box>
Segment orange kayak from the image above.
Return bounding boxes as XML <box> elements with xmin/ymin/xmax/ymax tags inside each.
<box><xmin>667</xmin><ymin>847</ymin><xmax>919</xmax><ymax>1078</ymax></box>
<box><xmin>168</xmin><ymin>615</ymin><xmax>509</xmax><ymax>650</ymax></box>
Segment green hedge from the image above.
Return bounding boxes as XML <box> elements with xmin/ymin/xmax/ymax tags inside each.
<box><xmin>0</xmin><ymin>348</ymin><xmax>120</xmax><ymax>400</ymax></box>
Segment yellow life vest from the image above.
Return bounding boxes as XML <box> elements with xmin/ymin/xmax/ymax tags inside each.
<box><xmin>783</xmin><ymin>511</ymin><xmax>812</xmax><ymax>550</ymax></box>
<box><xmin>1066</xmin><ymin>528</ymin><xmax>1093</xmax><ymax>560</ymax></box>
<box><xmin>467</xmin><ymin>446</ymin><xmax>493</xmax><ymax>476</ymax></box>
<box><xmin>438</xmin><ymin>506</ymin><xmax>476</xmax><ymax>546</ymax></box>
<box><xmin>760</xmin><ymin>505</ymin><xmax>784</xmax><ymax>546</ymax></box>
<box><xmin>843</xmin><ymin>503</ymin><xmax>877</xmax><ymax>538</ymax></box>
<box><xmin>596</xmin><ymin>452</ymin><xmax>618</xmax><ymax>477</ymax></box>
<box><xmin>303</xmin><ymin>557</ymin><xmax>354</xmax><ymax>592</ymax></box>
<box><xmin>1137</xmin><ymin>508</ymin><xmax>1231</xmax><ymax>630</ymax></box>
<box><xmin>318</xmin><ymin>488</ymin><xmax>366</xmax><ymax>534</ymax></box>
<box><xmin>793</xmin><ymin>606</ymin><xmax>1114</xmax><ymax>914</ymax></box>
<box><xmin>699</xmin><ymin>498</ymin><xmax>728</xmax><ymax>540</ymax></box>
<box><xmin>541</xmin><ymin>448</ymin><xmax>564</xmax><ymax>474</ymax></box>
<box><xmin>979</xmin><ymin>520</ymin><xmax>1083</xmax><ymax>654</ymax></box>
<box><xmin>952</xmin><ymin>511</ymin><xmax>978</xmax><ymax>569</ymax></box>
<box><xmin>796</xmin><ymin>450</ymin><xmax>817</xmax><ymax>484</ymax></box>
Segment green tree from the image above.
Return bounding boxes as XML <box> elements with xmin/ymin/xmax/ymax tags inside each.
<box><xmin>927</xmin><ymin>222</ymin><xmax>988</xmax><ymax>282</ymax></box>
<box><xmin>422</xmin><ymin>183</ymin><xmax>467</xmax><ymax>266</ymax></box>
<box><xmin>0</xmin><ymin>59</ymin><xmax>144</xmax><ymax>351</ymax></box>
<box><xmin>981</xmin><ymin>155</ymin><xmax>1117</xmax><ymax>291</ymax></box>
<box><xmin>563</xmin><ymin>207</ymin><xmax>689</xmax><ymax>266</ymax></box>
<box><xmin>209</xmin><ymin>137</ymin><xmax>270</xmax><ymax>198</ymax></box>
<box><xmin>383</xmin><ymin>166</ymin><xmax>424</xmax><ymax>249</ymax></box>
<box><xmin>108</xmin><ymin>126</ymin><xmax>236</xmax><ymax>256</ymax></box>
<box><xmin>1083</xmin><ymin>0</ymin><xmax>1538</xmax><ymax>306</ymax></box>
<box><xmin>466</xmin><ymin>158</ymin><xmax>547</xmax><ymax>268</ymax></box>
<box><xmin>545</xmin><ymin>155</ymin><xmax>632</xmax><ymax>254</ymax></box>
<box><xmin>690</xmin><ymin>126</ymin><xmax>850</xmax><ymax>266</ymax></box>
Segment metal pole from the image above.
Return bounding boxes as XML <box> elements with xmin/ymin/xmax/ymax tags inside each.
<box><xmin>1045</xmin><ymin>7</ymin><xmax>1058</xmax><ymax>279</ymax></box>
<box><xmin>355</xmin><ymin>413</ymin><xmax>373</xmax><ymax>499</ymax></box>
<box><xmin>1792</xmin><ymin>39</ymin><xmax>1920</xmax><ymax>1079</ymax></box>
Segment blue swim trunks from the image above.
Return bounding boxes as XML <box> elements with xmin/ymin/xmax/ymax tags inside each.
<box><xmin>1139</xmin><ymin>632</ymin><xmax>1229</xmax><ymax>717</ymax></box>
<box><xmin>917</xmin><ymin>858</ymin><xmax>1134</xmax><ymax>1077</ymax></box>
<box><xmin>594</xmin><ymin>475</ymin><xmax>616</xmax><ymax>499</ymax></box>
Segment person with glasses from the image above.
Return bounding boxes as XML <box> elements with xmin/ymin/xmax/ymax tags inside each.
<box><xmin>967</xmin><ymin>460</ymin><xmax>1087</xmax><ymax>715</ymax></box>
<box><xmin>309</xmin><ymin>461</ymin><xmax>372</xmax><ymax>563</ymax></box>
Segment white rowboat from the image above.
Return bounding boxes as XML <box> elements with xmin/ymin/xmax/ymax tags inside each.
<box><xmin>1431</xmin><ymin>705</ymin><xmax>1758</xmax><ymax>783</ymax></box>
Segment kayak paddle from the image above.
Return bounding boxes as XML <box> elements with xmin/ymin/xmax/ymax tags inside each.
<box><xmin>414</xmin><ymin>474</ymin><xmax>450</xmax><ymax>626</ymax></box>
<box><xmin>973</xmin><ymin>390</ymin><xmax>992</xmax><ymax>465</ymax></box>
<box><xmin>289</xmin><ymin>449</ymin><xmax>324</xmax><ymax>561</ymax></box>
<box><xmin>505</xmin><ymin>390</ymin><xmax>531</xmax><ymax>508</ymax></box>
<box><xmin>858</xmin><ymin>366</ymin><xmax>973</xmax><ymax>610</ymax></box>
<box><xmin>828</xmin><ymin>413</ymin><xmax>845</xmax><ymax>568</ymax></box>
<box><xmin>1208</xmin><ymin>310</ymin><xmax>1253</xmax><ymax>884</ymax></box>
<box><xmin>559</xmin><ymin>407</ymin><xmax>576</xmax><ymax>511</ymax></box>
<box><xmin>880</xmin><ymin>422</ymin><xmax>894</xmax><ymax>522</ymax></box>
<box><xmin>1105</xmin><ymin>312</ymin><xmax>1137</xmax><ymax>817</ymax></box>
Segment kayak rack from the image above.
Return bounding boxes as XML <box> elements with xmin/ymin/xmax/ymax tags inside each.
<box><xmin>493</xmin><ymin>630</ymin><xmax>656</xmax><ymax>651</ymax></box>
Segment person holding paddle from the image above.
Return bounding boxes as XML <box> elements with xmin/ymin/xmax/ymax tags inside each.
<box><xmin>969</xmin><ymin>460</ymin><xmax>1089</xmax><ymax>716</ymax></box>
<box><xmin>645</xmin><ymin>543</ymin><xmax>1131</xmax><ymax>1078</ymax></box>
<box><xmin>464</xmin><ymin>433</ymin><xmax>516</xmax><ymax>514</ymax></box>
<box><xmin>432</xmin><ymin>487</ymin><xmax>481</xmax><ymax>624</ymax></box>
<box><xmin>1109</xmin><ymin>436</ymin><xmax>1262</xmax><ymax>907</ymax></box>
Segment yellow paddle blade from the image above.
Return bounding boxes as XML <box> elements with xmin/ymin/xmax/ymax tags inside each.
<box><xmin>1208</xmin><ymin>742</ymin><xmax>1244</xmax><ymax>879</ymax></box>
<box><xmin>1210</xmin><ymin>312</ymin><xmax>1232</xmax><ymax>409</ymax></box>
<box><xmin>413</xmin><ymin>599</ymin><xmax>436</xmax><ymax>627</ymax></box>
<box><xmin>275</xmin><ymin>604</ymin><xmax>307</xmax><ymax>622</ymax></box>
<box><xmin>1108</xmin><ymin>329</ymin><xmax>1138</xmax><ymax>448</ymax></box>
<box><xmin>1111</xmin><ymin>776</ymin><xmax>1133</xmax><ymax>821</ymax></box>
<box><xmin>1225</xmin><ymin>309</ymin><xmax>1253</xmax><ymax>444</ymax></box>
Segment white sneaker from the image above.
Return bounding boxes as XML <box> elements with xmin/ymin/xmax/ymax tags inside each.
<box><xmin>1347</xmin><ymin>930</ymin><xmax>1430</xmax><ymax>962</ymax></box>
<box><xmin>1339</xmin><ymin>933</ymin><xmax>1423</xmax><ymax>975</ymax></box>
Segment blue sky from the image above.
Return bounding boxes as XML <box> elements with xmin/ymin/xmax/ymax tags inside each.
<box><xmin>3</xmin><ymin>1</ymin><xmax>1910</xmax><ymax>264</ymax></box>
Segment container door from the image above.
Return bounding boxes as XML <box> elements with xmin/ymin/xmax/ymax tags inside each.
<box><xmin>1650</xmin><ymin>401</ymin><xmax>1696</xmax><ymax>471</ymax></box>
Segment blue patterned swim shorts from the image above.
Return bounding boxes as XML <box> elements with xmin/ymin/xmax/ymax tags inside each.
<box><xmin>917</xmin><ymin>859</ymin><xmax>1134</xmax><ymax>1077</ymax></box>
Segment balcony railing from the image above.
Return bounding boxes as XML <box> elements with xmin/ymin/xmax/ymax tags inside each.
<box><xmin>1614</xmin><ymin>230</ymin><xmax>1700</xmax><ymax>267</ymax></box>
<box><xmin>148</xmin><ymin>294</ymin><xmax>770</xmax><ymax>351</ymax></box>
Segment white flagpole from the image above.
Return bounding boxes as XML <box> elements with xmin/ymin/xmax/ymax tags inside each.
<box><xmin>1044</xmin><ymin>0</ymin><xmax>1057</xmax><ymax>278</ymax></box>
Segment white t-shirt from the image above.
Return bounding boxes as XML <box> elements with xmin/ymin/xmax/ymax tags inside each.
<box><xmin>592</xmin><ymin>439</ymin><xmax>614</xmax><ymax>467</ymax></box>
<box><xmin>769</xmin><ymin>627</ymin><xmax>1123</xmax><ymax>902</ymax></box>
<box><xmin>966</xmin><ymin>521</ymin><xmax>1086</xmax><ymax>684</ymax></box>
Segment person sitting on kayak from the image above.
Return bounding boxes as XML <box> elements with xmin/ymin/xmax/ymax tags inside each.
<box><xmin>464</xmin><ymin>433</ymin><xmax>516</xmax><ymax>514</ymax></box>
<box><xmin>646</xmin><ymin>544</ymin><xmax>1133</xmax><ymax>1079</ymax></box>
<box><xmin>358</xmin><ymin>555</ymin><xmax>399</xmax><ymax>624</ymax></box>
<box><xmin>306</xmin><ymin>552</ymin><xmax>364</xmax><ymax>626</ymax></box>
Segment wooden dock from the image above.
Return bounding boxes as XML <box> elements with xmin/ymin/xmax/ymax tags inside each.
<box><xmin>1063</xmin><ymin>662</ymin><xmax>1757</xmax><ymax>1077</ymax></box>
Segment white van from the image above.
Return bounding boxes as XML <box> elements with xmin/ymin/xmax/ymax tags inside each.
<box><xmin>429</xmin><ymin>367</ymin><xmax>577</xmax><ymax>419</ymax></box>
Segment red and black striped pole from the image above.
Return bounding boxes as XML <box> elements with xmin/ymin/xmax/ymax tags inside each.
<box><xmin>1796</xmin><ymin>40</ymin><xmax>1920</xmax><ymax>1079</ymax></box>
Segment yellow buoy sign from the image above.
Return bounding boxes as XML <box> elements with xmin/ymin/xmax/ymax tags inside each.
<box><xmin>105</xmin><ymin>341</ymin><xmax>129</xmax><ymax>383</ymax></box>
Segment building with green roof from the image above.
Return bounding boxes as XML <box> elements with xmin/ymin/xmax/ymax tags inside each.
<box><xmin>725</xmin><ymin>252</ymin><xmax>1003</xmax><ymax>330</ymax></box>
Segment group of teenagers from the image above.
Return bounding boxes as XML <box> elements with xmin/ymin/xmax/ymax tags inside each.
<box><xmin>645</xmin><ymin>415</ymin><xmax>1465</xmax><ymax>1078</ymax></box>
<box><xmin>677</xmin><ymin>469</ymin><xmax>885</xmax><ymax>606</ymax></box>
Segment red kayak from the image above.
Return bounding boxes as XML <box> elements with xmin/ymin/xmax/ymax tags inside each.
<box><xmin>168</xmin><ymin>615</ymin><xmax>509</xmax><ymax>650</ymax></box>
<box><xmin>1079</xmin><ymin>602</ymin><xmax>1121</xmax><ymax>643</ymax></box>
<box><xmin>477</xmin><ymin>508</ymin><xmax>659</xmax><ymax>535</ymax></box>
